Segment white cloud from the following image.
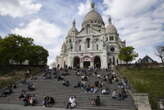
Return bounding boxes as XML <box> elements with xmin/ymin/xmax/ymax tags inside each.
<box><xmin>0</xmin><ymin>0</ymin><xmax>42</xmax><ymax>17</ymax></box>
<box><xmin>12</xmin><ymin>18</ymin><xmax>62</xmax><ymax>45</ymax></box>
<box><xmin>103</xmin><ymin>0</ymin><xmax>157</xmax><ymax>18</ymax></box>
<box><xmin>11</xmin><ymin>18</ymin><xmax>63</xmax><ymax>65</ymax></box>
<box><xmin>78</xmin><ymin>0</ymin><xmax>91</xmax><ymax>16</ymax></box>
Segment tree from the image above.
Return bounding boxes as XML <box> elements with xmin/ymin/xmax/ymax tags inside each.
<box><xmin>118</xmin><ymin>46</ymin><xmax>138</xmax><ymax>64</ymax></box>
<box><xmin>0</xmin><ymin>34</ymin><xmax>48</xmax><ymax>65</ymax></box>
<box><xmin>155</xmin><ymin>46</ymin><xmax>164</xmax><ymax>63</ymax></box>
<box><xmin>28</xmin><ymin>45</ymin><xmax>49</xmax><ymax>65</ymax></box>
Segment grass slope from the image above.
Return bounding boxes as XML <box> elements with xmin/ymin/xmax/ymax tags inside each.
<box><xmin>0</xmin><ymin>66</ymin><xmax>42</xmax><ymax>88</ymax></box>
<box><xmin>118</xmin><ymin>66</ymin><xmax>164</xmax><ymax>109</ymax></box>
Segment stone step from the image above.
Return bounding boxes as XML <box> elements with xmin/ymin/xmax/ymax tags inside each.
<box><xmin>0</xmin><ymin>103</ymin><xmax>135</xmax><ymax>110</ymax></box>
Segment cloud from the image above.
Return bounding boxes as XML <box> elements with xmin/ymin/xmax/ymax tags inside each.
<box><xmin>103</xmin><ymin>0</ymin><xmax>157</xmax><ymax>18</ymax></box>
<box><xmin>0</xmin><ymin>0</ymin><xmax>42</xmax><ymax>17</ymax></box>
<box><xmin>103</xmin><ymin>0</ymin><xmax>164</xmax><ymax>62</ymax></box>
<box><xmin>78</xmin><ymin>0</ymin><xmax>91</xmax><ymax>16</ymax></box>
<box><xmin>12</xmin><ymin>18</ymin><xmax>62</xmax><ymax>45</ymax></box>
<box><xmin>11</xmin><ymin>18</ymin><xmax>63</xmax><ymax>65</ymax></box>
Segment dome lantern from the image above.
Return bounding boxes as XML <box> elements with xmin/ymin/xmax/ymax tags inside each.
<box><xmin>91</xmin><ymin>1</ymin><xmax>95</xmax><ymax>9</ymax></box>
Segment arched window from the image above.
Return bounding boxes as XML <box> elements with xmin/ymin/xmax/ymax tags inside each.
<box><xmin>96</xmin><ymin>44</ymin><xmax>99</xmax><ymax>50</ymax></box>
<box><xmin>110</xmin><ymin>36</ymin><xmax>114</xmax><ymax>41</ymax></box>
<box><xmin>113</xmin><ymin>56</ymin><xmax>115</xmax><ymax>65</ymax></box>
<box><xmin>86</xmin><ymin>38</ymin><xmax>90</xmax><ymax>48</ymax></box>
<box><xmin>110</xmin><ymin>47</ymin><xmax>115</xmax><ymax>52</ymax></box>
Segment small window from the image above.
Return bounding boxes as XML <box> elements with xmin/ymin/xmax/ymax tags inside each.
<box><xmin>79</xmin><ymin>45</ymin><xmax>81</xmax><ymax>51</ymax></box>
<box><xmin>110</xmin><ymin>47</ymin><xmax>115</xmax><ymax>52</ymax></box>
<box><xmin>71</xmin><ymin>45</ymin><xmax>73</xmax><ymax>50</ymax></box>
<box><xmin>110</xmin><ymin>36</ymin><xmax>114</xmax><ymax>41</ymax></box>
<box><xmin>96</xmin><ymin>44</ymin><xmax>99</xmax><ymax>50</ymax></box>
<box><xmin>86</xmin><ymin>38</ymin><xmax>90</xmax><ymax>48</ymax></box>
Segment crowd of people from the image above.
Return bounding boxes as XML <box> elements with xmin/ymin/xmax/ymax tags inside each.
<box><xmin>18</xmin><ymin>90</ymin><xmax>37</xmax><ymax>106</ymax></box>
<box><xmin>0</xmin><ymin>67</ymin><xmax>130</xmax><ymax>109</ymax></box>
<box><xmin>0</xmin><ymin>83</ymin><xmax>16</xmax><ymax>97</ymax></box>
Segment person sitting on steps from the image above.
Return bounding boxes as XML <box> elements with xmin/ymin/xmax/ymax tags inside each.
<box><xmin>101</xmin><ymin>88</ymin><xmax>110</xmax><ymax>95</ymax></box>
<box><xmin>112</xmin><ymin>89</ymin><xmax>117</xmax><ymax>99</ymax></box>
<box><xmin>62</xmin><ymin>80</ymin><xmax>70</xmax><ymax>87</ymax></box>
<box><xmin>27</xmin><ymin>83</ymin><xmax>35</xmax><ymax>91</ymax></box>
<box><xmin>90</xmin><ymin>96</ymin><xmax>101</xmax><ymax>106</ymax></box>
<box><xmin>66</xmin><ymin>96</ymin><xmax>77</xmax><ymax>109</ymax></box>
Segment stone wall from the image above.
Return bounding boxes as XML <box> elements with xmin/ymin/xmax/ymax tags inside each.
<box><xmin>129</xmin><ymin>92</ymin><xmax>152</xmax><ymax>110</ymax></box>
<box><xmin>118</xmin><ymin>63</ymin><xmax>164</xmax><ymax>68</ymax></box>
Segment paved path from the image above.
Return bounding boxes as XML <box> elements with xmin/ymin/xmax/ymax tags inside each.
<box><xmin>0</xmin><ymin>104</ymin><xmax>84</xmax><ymax>110</ymax></box>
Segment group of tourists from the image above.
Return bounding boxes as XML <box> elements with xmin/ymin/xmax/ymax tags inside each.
<box><xmin>41</xmin><ymin>67</ymin><xmax>129</xmax><ymax>108</ymax></box>
<box><xmin>0</xmin><ymin>83</ymin><xmax>16</xmax><ymax>97</ymax></box>
<box><xmin>18</xmin><ymin>90</ymin><xmax>37</xmax><ymax>106</ymax></box>
<box><xmin>0</xmin><ymin>67</ymin><xmax>130</xmax><ymax>109</ymax></box>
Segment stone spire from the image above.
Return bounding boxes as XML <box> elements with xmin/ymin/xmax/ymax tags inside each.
<box><xmin>73</xmin><ymin>19</ymin><xmax>76</xmax><ymax>27</ymax></box>
<box><xmin>108</xmin><ymin>16</ymin><xmax>112</xmax><ymax>24</ymax></box>
<box><xmin>68</xmin><ymin>19</ymin><xmax>78</xmax><ymax>36</ymax></box>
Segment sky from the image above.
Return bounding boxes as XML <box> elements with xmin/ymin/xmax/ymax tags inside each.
<box><xmin>0</xmin><ymin>0</ymin><xmax>164</xmax><ymax>65</ymax></box>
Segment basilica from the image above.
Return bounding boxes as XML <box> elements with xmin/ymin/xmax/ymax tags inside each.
<box><xmin>56</xmin><ymin>2</ymin><xmax>126</xmax><ymax>69</ymax></box>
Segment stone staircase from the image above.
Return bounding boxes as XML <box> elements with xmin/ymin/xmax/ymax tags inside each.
<box><xmin>0</xmin><ymin>69</ymin><xmax>136</xmax><ymax>110</ymax></box>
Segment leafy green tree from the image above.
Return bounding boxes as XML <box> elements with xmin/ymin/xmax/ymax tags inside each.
<box><xmin>28</xmin><ymin>45</ymin><xmax>48</xmax><ymax>65</ymax></box>
<box><xmin>0</xmin><ymin>34</ymin><xmax>48</xmax><ymax>65</ymax></box>
<box><xmin>118</xmin><ymin>46</ymin><xmax>138</xmax><ymax>64</ymax></box>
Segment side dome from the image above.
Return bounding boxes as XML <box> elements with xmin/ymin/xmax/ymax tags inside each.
<box><xmin>106</xmin><ymin>24</ymin><xmax>117</xmax><ymax>33</ymax></box>
<box><xmin>106</xmin><ymin>17</ymin><xmax>117</xmax><ymax>33</ymax></box>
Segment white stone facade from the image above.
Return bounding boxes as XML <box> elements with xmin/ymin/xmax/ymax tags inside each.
<box><xmin>56</xmin><ymin>2</ymin><xmax>126</xmax><ymax>69</ymax></box>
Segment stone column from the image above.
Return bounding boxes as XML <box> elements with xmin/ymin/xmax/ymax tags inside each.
<box><xmin>90</xmin><ymin>61</ymin><xmax>94</xmax><ymax>68</ymax></box>
<box><xmin>80</xmin><ymin>61</ymin><xmax>83</xmax><ymax>68</ymax></box>
<box><xmin>101</xmin><ymin>53</ymin><xmax>108</xmax><ymax>69</ymax></box>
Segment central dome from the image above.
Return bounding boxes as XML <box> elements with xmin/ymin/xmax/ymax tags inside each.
<box><xmin>82</xmin><ymin>2</ymin><xmax>104</xmax><ymax>27</ymax></box>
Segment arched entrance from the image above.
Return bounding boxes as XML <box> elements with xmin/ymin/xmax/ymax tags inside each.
<box><xmin>83</xmin><ymin>61</ymin><xmax>90</xmax><ymax>68</ymax></box>
<box><xmin>108</xmin><ymin>58</ymin><xmax>112</xmax><ymax>68</ymax></box>
<box><xmin>73</xmin><ymin>56</ymin><xmax>80</xmax><ymax>68</ymax></box>
<box><xmin>113</xmin><ymin>56</ymin><xmax>115</xmax><ymax>65</ymax></box>
<box><xmin>83</xmin><ymin>56</ymin><xmax>91</xmax><ymax>68</ymax></box>
<box><xmin>94</xmin><ymin>56</ymin><xmax>101</xmax><ymax>69</ymax></box>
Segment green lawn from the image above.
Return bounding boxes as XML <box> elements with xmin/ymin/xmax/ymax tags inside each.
<box><xmin>118</xmin><ymin>66</ymin><xmax>164</xmax><ymax>109</ymax></box>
